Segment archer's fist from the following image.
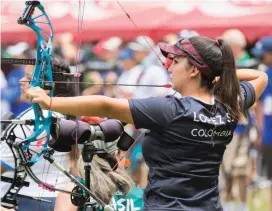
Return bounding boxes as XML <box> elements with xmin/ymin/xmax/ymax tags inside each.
<box><xmin>26</xmin><ymin>87</ymin><xmax>51</xmax><ymax>110</ymax></box>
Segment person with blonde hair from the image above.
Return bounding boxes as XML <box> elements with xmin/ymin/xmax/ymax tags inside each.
<box><xmin>54</xmin><ymin>135</ymin><xmax>143</xmax><ymax>211</ymax></box>
<box><xmin>221</xmin><ymin>29</ymin><xmax>248</xmax><ymax>62</ymax></box>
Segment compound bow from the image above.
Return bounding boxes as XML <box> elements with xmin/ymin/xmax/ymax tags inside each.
<box><xmin>1</xmin><ymin>1</ymin><xmax>116</xmax><ymax>211</ymax></box>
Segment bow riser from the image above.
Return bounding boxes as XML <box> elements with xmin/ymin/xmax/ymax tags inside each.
<box><xmin>18</xmin><ymin>1</ymin><xmax>54</xmax><ymax>165</ymax></box>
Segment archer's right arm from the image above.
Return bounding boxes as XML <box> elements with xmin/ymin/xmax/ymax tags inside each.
<box><xmin>236</xmin><ymin>69</ymin><xmax>268</xmax><ymax>101</ymax></box>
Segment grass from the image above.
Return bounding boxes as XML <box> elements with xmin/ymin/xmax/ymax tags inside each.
<box><xmin>221</xmin><ymin>181</ymin><xmax>271</xmax><ymax>211</ymax></box>
<box><xmin>248</xmin><ymin>187</ymin><xmax>270</xmax><ymax>211</ymax></box>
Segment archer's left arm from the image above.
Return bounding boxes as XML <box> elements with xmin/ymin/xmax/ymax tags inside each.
<box><xmin>27</xmin><ymin>87</ymin><xmax>134</xmax><ymax>124</ymax></box>
<box><xmin>50</xmin><ymin>95</ymin><xmax>134</xmax><ymax>124</ymax></box>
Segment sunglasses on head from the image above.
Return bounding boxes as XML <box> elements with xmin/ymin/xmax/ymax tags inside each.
<box><xmin>174</xmin><ymin>38</ymin><xmax>204</xmax><ymax>65</ymax></box>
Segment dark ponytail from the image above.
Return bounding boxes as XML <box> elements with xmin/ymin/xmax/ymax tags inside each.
<box><xmin>189</xmin><ymin>37</ymin><xmax>242</xmax><ymax>121</ymax></box>
<box><xmin>214</xmin><ymin>39</ymin><xmax>242</xmax><ymax>121</ymax></box>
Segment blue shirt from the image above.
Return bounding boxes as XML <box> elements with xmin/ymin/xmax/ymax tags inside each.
<box><xmin>260</xmin><ymin>66</ymin><xmax>272</xmax><ymax>145</ymax></box>
<box><xmin>1</xmin><ymin>67</ymin><xmax>31</xmax><ymax>116</ymax></box>
<box><xmin>128</xmin><ymin>82</ymin><xmax>255</xmax><ymax>211</ymax></box>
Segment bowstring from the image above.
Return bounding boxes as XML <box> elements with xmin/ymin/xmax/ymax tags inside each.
<box><xmin>78</xmin><ymin>0</ymin><xmax>159</xmax><ymax>202</ymax></box>
<box><xmin>111</xmin><ymin>0</ymin><xmax>169</xmax><ymax>165</ymax></box>
<box><xmin>47</xmin><ymin>112</ymin><xmax>67</xmax><ymax>211</ymax></box>
<box><xmin>36</xmin><ymin>7</ymin><xmax>56</xmax><ymax>209</ymax></box>
<box><xmin>74</xmin><ymin>0</ymin><xmax>85</xmax><ymax>160</ymax></box>
<box><xmin>37</xmin><ymin>1</ymin><xmax>86</xmax><ymax>208</ymax></box>
<box><xmin>116</xmin><ymin>0</ymin><xmax>165</xmax><ymax>67</ymax></box>
<box><xmin>31</xmin><ymin>7</ymin><xmax>65</xmax><ymax>210</ymax></box>
<box><xmin>70</xmin><ymin>0</ymin><xmax>86</xmax><ymax>199</ymax></box>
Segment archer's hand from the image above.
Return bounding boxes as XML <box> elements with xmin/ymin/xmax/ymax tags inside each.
<box><xmin>26</xmin><ymin>87</ymin><xmax>51</xmax><ymax>110</ymax></box>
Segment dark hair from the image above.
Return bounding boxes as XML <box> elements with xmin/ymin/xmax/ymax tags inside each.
<box><xmin>49</xmin><ymin>56</ymin><xmax>77</xmax><ymax>97</ymax></box>
<box><xmin>189</xmin><ymin>36</ymin><xmax>242</xmax><ymax>121</ymax></box>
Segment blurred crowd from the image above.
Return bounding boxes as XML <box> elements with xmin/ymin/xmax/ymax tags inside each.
<box><xmin>1</xmin><ymin>28</ymin><xmax>272</xmax><ymax>211</ymax></box>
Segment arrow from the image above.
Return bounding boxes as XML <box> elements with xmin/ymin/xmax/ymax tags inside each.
<box><xmin>20</xmin><ymin>80</ymin><xmax>172</xmax><ymax>88</ymax></box>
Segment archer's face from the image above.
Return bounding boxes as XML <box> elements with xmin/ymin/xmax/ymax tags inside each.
<box><xmin>19</xmin><ymin>65</ymin><xmax>33</xmax><ymax>101</ymax></box>
<box><xmin>168</xmin><ymin>56</ymin><xmax>192</xmax><ymax>92</ymax></box>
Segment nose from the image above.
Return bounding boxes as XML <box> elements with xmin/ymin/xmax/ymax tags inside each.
<box><xmin>164</xmin><ymin>58</ymin><xmax>172</xmax><ymax>69</ymax></box>
<box><xmin>168</xmin><ymin>63</ymin><xmax>174</xmax><ymax>74</ymax></box>
<box><xmin>19</xmin><ymin>77</ymin><xmax>24</xmax><ymax>84</ymax></box>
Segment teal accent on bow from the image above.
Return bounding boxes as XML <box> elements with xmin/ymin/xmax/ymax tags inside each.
<box><xmin>18</xmin><ymin>1</ymin><xmax>54</xmax><ymax>165</ymax></box>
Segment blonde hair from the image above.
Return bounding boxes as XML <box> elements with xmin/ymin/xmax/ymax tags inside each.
<box><xmin>78</xmin><ymin>155</ymin><xmax>134</xmax><ymax>204</ymax></box>
<box><xmin>221</xmin><ymin>29</ymin><xmax>247</xmax><ymax>49</ymax></box>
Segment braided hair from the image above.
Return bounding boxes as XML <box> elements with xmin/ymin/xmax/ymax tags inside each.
<box><xmin>78</xmin><ymin>155</ymin><xmax>134</xmax><ymax>204</ymax></box>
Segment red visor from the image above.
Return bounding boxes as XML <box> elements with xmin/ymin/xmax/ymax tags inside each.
<box><xmin>159</xmin><ymin>39</ymin><xmax>214</xmax><ymax>80</ymax></box>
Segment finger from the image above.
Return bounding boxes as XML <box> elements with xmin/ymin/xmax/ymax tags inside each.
<box><xmin>26</xmin><ymin>92</ymin><xmax>34</xmax><ymax>100</ymax></box>
<box><xmin>31</xmin><ymin>97</ymin><xmax>41</xmax><ymax>104</ymax></box>
<box><xmin>26</xmin><ymin>93</ymin><xmax>32</xmax><ymax>100</ymax></box>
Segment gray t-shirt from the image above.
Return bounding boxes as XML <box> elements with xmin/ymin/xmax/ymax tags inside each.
<box><xmin>128</xmin><ymin>82</ymin><xmax>255</xmax><ymax>211</ymax></box>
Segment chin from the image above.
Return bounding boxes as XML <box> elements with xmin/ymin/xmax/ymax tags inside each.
<box><xmin>171</xmin><ymin>83</ymin><xmax>176</xmax><ymax>90</ymax></box>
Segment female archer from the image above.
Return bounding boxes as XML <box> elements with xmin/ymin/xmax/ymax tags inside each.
<box><xmin>27</xmin><ymin>36</ymin><xmax>268</xmax><ymax>211</ymax></box>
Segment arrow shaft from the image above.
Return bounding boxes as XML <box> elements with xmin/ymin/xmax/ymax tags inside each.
<box><xmin>20</xmin><ymin>80</ymin><xmax>171</xmax><ymax>88</ymax></box>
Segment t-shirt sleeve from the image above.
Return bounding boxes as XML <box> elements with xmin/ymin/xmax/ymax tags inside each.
<box><xmin>128</xmin><ymin>96</ymin><xmax>184</xmax><ymax>132</ymax></box>
<box><xmin>240</xmin><ymin>81</ymin><xmax>256</xmax><ymax>110</ymax></box>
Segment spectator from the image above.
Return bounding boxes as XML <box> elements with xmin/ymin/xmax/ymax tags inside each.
<box><xmin>93</xmin><ymin>36</ymin><xmax>123</xmax><ymax>62</ymax></box>
<box><xmin>161</xmin><ymin>33</ymin><xmax>179</xmax><ymax>44</ymax></box>
<box><xmin>116</xmin><ymin>48</ymin><xmax>142</xmax><ymax>99</ymax></box>
<box><xmin>103</xmin><ymin>71</ymin><xmax>118</xmax><ymax>97</ymax></box>
<box><xmin>82</xmin><ymin>71</ymin><xmax>104</xmax><ymax>96</ymax></box>
<box><xmin>1</xmin><ymin>42</ymin><xmax>32</xmax><ymax>116</ymax></box>
<box><xmin>178</xmin><ymin>29</ymin><xmax>199</xmax><ymax>39</ymax></box>
<box><xmin>0</xmin><ymin>69</ymin><xmax>10</xmax><ymax>117</ymax></box>
<box><xmin>221</xmin><ymin>29</ymin><xmax>250</xmax><ymax>65</ymax></box>
<box><xmin>220</xmin><ymin>29</ymin><xmax>252</xmax><ymax>211</ymax></box>
<box><xmin>1</xmin><ymin>56</ymin><xmax>76</xmax><ymax>211</ymax></box>
<box><xmin>91</xmin><ymin>36</ymin><xmax>123</xmax><ymax>77</ymax></box>
<box><xmin>252</xmin><ymin>36</ymin><xmax>272</xmax><ymax>211</ymax></box>
<box><xmin>128</xmin><ymin>36</ymin><xmax>170</xmax><ymax>98</ymax></box>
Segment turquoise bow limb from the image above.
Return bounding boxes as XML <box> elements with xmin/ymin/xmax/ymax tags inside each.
<box><xmin>17</xmin><ymin>1</ymin><xmax>54</xmax><ymax>166</ymax></box>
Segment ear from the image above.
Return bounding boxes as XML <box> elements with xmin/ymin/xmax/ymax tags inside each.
<box><xmin>189</xmin><ymin>66</ymin><xmax>200</xmax><ymax>78</ymax></box>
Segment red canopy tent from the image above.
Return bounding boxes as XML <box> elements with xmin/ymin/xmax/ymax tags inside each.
<box><xmin>1</xmin><ymin>0</ymin><xmax>272</xmax><ymax>44</ymax></box>
<box><xmin>85</xmin><ymin>0</ymin><xmax>272</xmax><ymax>43</ymax></box>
